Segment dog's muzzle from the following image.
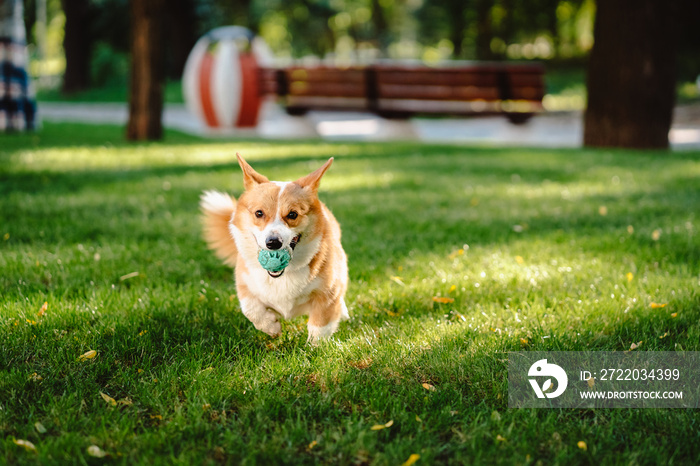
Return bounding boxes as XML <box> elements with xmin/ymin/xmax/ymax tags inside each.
<box><xmin>266</xmin><ymin>234</ymin><xmax>302</xmax><ymax>278</ymax></box>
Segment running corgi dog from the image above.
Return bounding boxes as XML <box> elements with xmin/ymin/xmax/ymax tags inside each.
<box><xmin>200</xmin><ymin>154</ymin><xmax>349</xmax><ymax>343</ymax></box>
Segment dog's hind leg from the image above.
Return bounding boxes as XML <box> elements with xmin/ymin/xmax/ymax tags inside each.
<box><xmin>306</xmin><ymin>294</ymin><xmax>345</xmax><ymax>344</ymax></box>
<box><xmin>339</xmin><ymin>298</ymin><xmax>350</xmax><ymax>321</ymax></box>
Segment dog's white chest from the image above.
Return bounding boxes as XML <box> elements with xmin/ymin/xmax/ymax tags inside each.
<box><xmin>244</xmin><ymin>265</ymin><xmax>319</xmax><ymax>319</ymax></box>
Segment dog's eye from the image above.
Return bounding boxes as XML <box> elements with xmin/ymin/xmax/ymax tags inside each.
<box><xmin>255</xmin><ymin>210</ymin><xmax>264</xmax><ymax>218</ymax></box>
<box><xmin>287</xmin><ymin>211</ymin><xmax>298</xmax><ymax>220</ymax></box>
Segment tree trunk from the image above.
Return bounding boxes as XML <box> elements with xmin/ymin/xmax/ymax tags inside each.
<box><xmin>166</xmin><ymin>0</ymin><xmax>196</xmax><ymax>79</ymax></box>
<box><xmin>583</xmin><ymin>0</ymin><xmax>678</xmax><ymax>149</ymax></box>
<box><xmin>61</xmin><ymin>0</ymin><xmax>93</xmax><ymax>93</ymax></box>
<box><xmin>127</xmin><ymin>0</ymin><xmax>166</xmax><ymax>141</ymax></box>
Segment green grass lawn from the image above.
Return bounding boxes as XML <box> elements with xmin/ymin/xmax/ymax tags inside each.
<box><xmin>1</xmin><ymin>124</ymin><xmax>700</xmax><ymax>465</ymax></box>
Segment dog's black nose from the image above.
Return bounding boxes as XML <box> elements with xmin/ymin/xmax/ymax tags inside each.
<box><xmin>265</xmin><ymin>237</ymin><xmax>283</xmax><ymax>250</ymax></box>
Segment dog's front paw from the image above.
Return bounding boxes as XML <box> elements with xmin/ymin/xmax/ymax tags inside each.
<box><xmin>241</xmin><ymin>299</ymin><xmax>282</xmax><ymax>337</ymax></box>
<box><xmin>260</xmin><ymin>319</ymin><xmax>282</xmax><ymax>337</ymax></box>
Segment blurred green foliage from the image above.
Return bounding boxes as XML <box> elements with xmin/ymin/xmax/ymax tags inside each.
<box><xmin>22</xmin><ymin>0</ymin><xmax>700</xmax><ymax>95</ymax></box>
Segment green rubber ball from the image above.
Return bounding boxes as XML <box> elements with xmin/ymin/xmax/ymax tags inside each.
<box><xmin>258</xmin><ymin>249</ymin><xmax>291</xmax><ymax>273</ymax></box>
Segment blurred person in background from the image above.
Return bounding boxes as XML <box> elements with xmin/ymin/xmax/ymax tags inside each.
<box><xmin>0</xmin><ymin>0</ymin><xmax>36</xmax><ymax>131</ymax></box>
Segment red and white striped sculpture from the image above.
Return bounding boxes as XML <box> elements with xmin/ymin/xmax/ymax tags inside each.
<box><xmin>183</xmin><ymin>27</ymin><xmax>270</xmax><ymax>129</ymax></box>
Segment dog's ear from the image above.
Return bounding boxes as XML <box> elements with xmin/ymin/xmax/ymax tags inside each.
<box><xmin>237</xmin><ymin>153</ymin><xmax>269</xmax><ymax>190</ymax></box>
<box><xmin>295</xmin><ymin>158</ymin><xmax>333</xmax><ymax>193</ymax></box>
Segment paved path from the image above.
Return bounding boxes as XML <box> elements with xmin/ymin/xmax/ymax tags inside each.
<box><xmin>38</xmin><ymin>101</ymin><xmax>700</xmax><ymax>150</ymax></box>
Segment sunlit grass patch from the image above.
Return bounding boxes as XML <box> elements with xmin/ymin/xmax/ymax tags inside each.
<box><xmin>1</xmin><ymin>123</ymin><xmax>700</xmax><ymax>464</ymax></box>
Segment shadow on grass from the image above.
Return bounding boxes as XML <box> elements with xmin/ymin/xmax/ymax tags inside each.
<box><xmin>2</xmin><ymin>121</ymin><xmax>699</xmax><ymax>190</ymax></box>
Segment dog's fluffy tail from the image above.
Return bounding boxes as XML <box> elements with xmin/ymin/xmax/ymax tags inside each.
<box><xmin>200</xmin><ymin>190</ymin><xmax>238</xmax><ymax>268</ymax></box>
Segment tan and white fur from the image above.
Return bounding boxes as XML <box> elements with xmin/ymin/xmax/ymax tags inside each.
<box><xmin>200</xmin><ymin>154</ymin><xmax>349</xmax><ymax>343</ymax></box>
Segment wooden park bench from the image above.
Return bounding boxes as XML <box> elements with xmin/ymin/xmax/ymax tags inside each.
<box><xmin>259</xmin><ymin>63</ymin><xmax>545</xmax><ymax>124</ymax></box>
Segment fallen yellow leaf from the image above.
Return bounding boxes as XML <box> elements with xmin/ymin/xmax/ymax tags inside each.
<box><xmin>78</xmin><ymin>350</ymin><xmax>97</xmax><ymax>361</ymax></box>
<box><xmin>390</xmin><ymin>276</ymin><xmax>406</xmax><ymax>286</ymax></box>
<box><xmin>87</xmin><ymin>445</ymin><xmax>107</xmax><ymax>458</ymax></box>
<box><xmin>119</xmin><ymin>271</ymin><xmax>139</xmax><ymax>281</ymax></box>
<box><xmin>626</xmin><ymin>272</ymin><xmax>634</xmax><ymax>282</ymax></box>
<box><xmin>422</xmin><ymin>383</ymin><xmax>436</xmax><ymax>391</ymax></box>
<box><xmin>370</xmin><ymin>420</ymin><xmax>394</xmax><ymax>430</ymax></box>
<box><xmin>650</xmin><ymin>302</ymin><xmax>667</xmax><ymax>309</ymax></box>
<box><xmin>402</xmin><ymin>453</ymin><xmax>421</xmax><ymax>466</ymax></box>
<box><xmin>100</xmin><ymin>392</ymin><xmax>117</xmax><ymax>407</ymax></box>
<box><xmin>432</xmin><ymin>297</ymin><xmax>454</xmax><ymax>304</ymax></box>
<box><xmin>13</xmin><ymin>438</ymin><xmax>37</xmax><ymax>453</ymax></box>
<box><xmin>577</xmin><ymin>440</ymin><xmax>587</xmax><ymax>451</ymax></box>
<box><xmin>415</xmin><ymin>415</ymin><xmax>422</xmax><ymax>422</ymax></box>
<box><xmin>587</xmin><ymin>377</ymin><xmax>595</xmax><ymax>388</ymax></box>
<box><xmin>38</xmin><ymin>302</ymin><xmax>48</xmax><ymax>318</ymax></box>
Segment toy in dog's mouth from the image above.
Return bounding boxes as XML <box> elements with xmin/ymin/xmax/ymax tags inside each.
<box><xmin>259</xmin><ymin>234</ymin><xmax>301</xmax><ymax>278</ymax></box>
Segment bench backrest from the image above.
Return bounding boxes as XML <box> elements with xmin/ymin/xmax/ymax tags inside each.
<box><xmin>259</xmin><ymin>63</ymin><xmax>545</xmax><ymax>117</ymax></box>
